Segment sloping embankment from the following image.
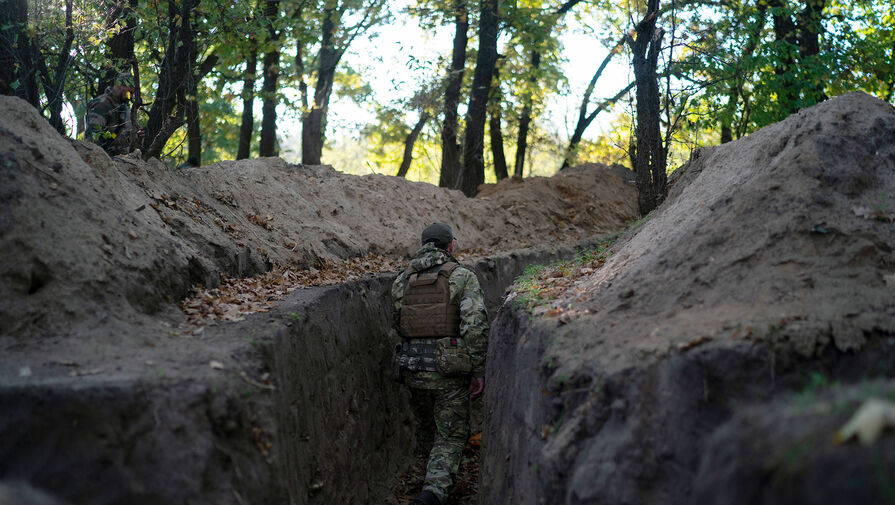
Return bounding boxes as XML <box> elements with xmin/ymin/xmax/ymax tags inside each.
<box><xmin>481</xmin><ymin>92</ymin><xmax>895</xmax><ymax>504</ymax></box>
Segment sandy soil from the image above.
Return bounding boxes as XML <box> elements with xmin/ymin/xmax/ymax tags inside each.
<box><xmin>0</xmin><ymin>93</ymin><xmax>637</xmax><ymax>374</ymax></box>
<box><xmin>519</xmin><ymin>90</ymin><xmax>895</xmax><ymax>377</ymax></box>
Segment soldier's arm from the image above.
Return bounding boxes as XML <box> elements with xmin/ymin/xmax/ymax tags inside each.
<box><xmin>451</xmin><ymin>268</ymin><xmax>489</xmax><ymax>377</ymax></box>
<box><xmin>391</xmin><ymin>272</ymin><xmax>407</xmax><ymax>331</ymax></box>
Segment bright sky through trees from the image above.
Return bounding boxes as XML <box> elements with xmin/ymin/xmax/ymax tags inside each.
<box><xmin>279</xmin><ymin>1</ymin><xmax>629</xmax><ymax>176</ymax></box>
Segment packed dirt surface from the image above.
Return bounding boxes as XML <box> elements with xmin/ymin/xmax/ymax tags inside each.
<box><xmin>530</xmin><ymin>91</ymin><xmax>895</xmax><ymax>373</ymax></box>
<box><xmin>0</xmin><ymin>92</ymin><xmax>637</xmax><ymax>369</ymax></box>
<box><xmin>483</xmin><ymin>91</ymin><xmax>895</xmax><ymax>505</ymax></box>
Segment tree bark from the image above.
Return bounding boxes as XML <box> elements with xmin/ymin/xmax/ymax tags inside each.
<box><xmin>259</xmin><ymin>0</ymin><xmax>280</xmax><ymax>157</ymax></box>
<box><xmin>795</xmin><ymin>0</ymin><xmax>827</xmax><ymax>104</ymax></box>
<box><xmin>397</xmin><ymin>111</ymin><xmax>431</xmax><ymax>178</ymax></box>
<box><xmin>0</xmin><ymin>0</ymin><xmax>39</xmax><ymax>107</ymax></box>
<box><xmin>101</xmin><ymin>0</ymin><xmax>138</xmax><ymax>91</ymax></box>
<box><xmin>489</xmin><ymin>70</ymin><xmax>508</xmax><ymax>180</ymax></box>
<box><xmin>302</xmin><ymin>4</ymin><xmax>341</xmax><ymax>165</ymax></box>
<box><xmin>143</xmin><ymin>0</ymin><xmax>196</xmax><ymax>160</ymax></box>
<box><xmin>238</xmin><ymin>43</ymin><xmax>258</xmax><ymax>160</ymax></box>
<box><xmin>513</xmin><ymin>50</ymin><xmax>539</xmax><ymax>177</ymax></box>
<box><xmin>627</xmin><ymin>0</ymin><xmax>666</xmax><ymax>216</ymax></box>
<box><xmin>33</xmin><ymin>0</ymin><xmax>74</xmax><ymax>134</ymax></box>
<box><xmin>458</xmin><ymin>0</ymin><xmax>499</xmax><ymax>197</ymax></box>
<box><xmin>439</xmin><ymin>0</ymin><xmax>469</xmax><ymax>188</ymax></box>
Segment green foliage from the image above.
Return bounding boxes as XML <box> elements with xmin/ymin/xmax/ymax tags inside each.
<box><xmin>511</xmin><ymin>234</ymin><xmax>618</xmax><ymax>312</ymax></box>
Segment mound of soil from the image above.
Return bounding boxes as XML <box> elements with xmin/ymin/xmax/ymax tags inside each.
<box><xmin>0</xmin><ymin>94</ymin><xmax>637</xmax><ymax>355</ymax></box>
<box><xmin>483</xmin><ymin>92</ymin><xmax>895</xmax><ymax>504</ymax></box>
<box><xmin>550</xmin><ymin>91</ymin><xmax>894</xmax><ymax>371</ymax></box>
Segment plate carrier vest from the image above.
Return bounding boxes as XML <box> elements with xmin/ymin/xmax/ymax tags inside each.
<box><xmin>398</xmin><ymin>261</ymin><xmax>461</xmax><ymax>372</ymax></box>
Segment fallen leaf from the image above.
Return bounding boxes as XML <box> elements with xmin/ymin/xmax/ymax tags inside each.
<box><xmin>835</xmin><ymin>398</ymin><xmax>895</xmax><ymax>446</ymax></box>
<box><xmin>209</xmin><ymin>360</ymin><xmax>225</xmax><ymax>370</ymax></box>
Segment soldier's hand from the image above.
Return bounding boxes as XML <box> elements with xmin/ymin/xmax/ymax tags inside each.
<box><xmin>469</xmin><ymin>377</ymin><xmax>484</xmax><ymax>399</ymax></box>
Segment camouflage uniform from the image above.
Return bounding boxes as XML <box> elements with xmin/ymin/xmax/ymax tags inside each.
<box><xmin>392</xmin><ymin>242</ymin><xmax>489</xmax><ymax>503</ymax></box>
<box><xmin>85</xmin><ymin>87</ymin><xmax>137</xmax><ymax>155</ymax></box>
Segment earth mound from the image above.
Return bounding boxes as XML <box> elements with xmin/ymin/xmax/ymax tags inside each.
<box><xmin>0</xmin><ymin>94</ymin><xmax>637</xmax><ymax>352</ymax></box>
<box><xmin>483</xmin><ymin>91</ymin><xmax>895</xmax><ymax>504</ymax></box>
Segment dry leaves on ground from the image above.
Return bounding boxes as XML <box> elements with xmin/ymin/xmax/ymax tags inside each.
<box><xmin>179</xmin><ymin>255</ymin><xmax>405</xmax><ymax>326</ymax></box>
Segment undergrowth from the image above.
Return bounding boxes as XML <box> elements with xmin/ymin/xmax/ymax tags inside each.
<box><xmin>511</xmin><ymin>235</ymin><xmax>617</xmax><ymax>312</ymax></box>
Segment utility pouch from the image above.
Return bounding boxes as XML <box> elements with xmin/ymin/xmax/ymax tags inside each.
<box><xmin>435</xmin><ymin>337</ymin><xmax>472</xmax><ymax>377</ymax></box>
<box><xmin>391</xmin><ymin>343</ymin><xmax>404</xmax><ymax>383</ymax></box>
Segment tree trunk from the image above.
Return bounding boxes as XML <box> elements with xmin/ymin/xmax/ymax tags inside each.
<box><xmin>101</xmin><ymin>0</ymin><xmax>138</xmax><ymax>91</ymax></box>
<box><xmin>259</xmin><ymin>0</ymin><xmax>280</xmax><ymax>157</ymax></box>
<box><xmin>32</xmin><ymin>0</ymin><xmax>74</xmax><ymax>134</ymax></box>
<box><xmin>796</xmin><ymin>0</ymin><xmax>827</xmax><ymax>105</ymax></box>
<box><xmin>488</xmin><ymin>64</ymin><xmax>507</xmax><ymax>180</ymax></box>
<box><xmin>186</xmin><ymin>92</ymin><xmax>200</xmax><ymax>164</ymax></box>
<box><xmin>259</xmin><ymin>50</ymin><xmax>279</xmax><ymax>156</ymax></box>
<box><xmin>143</xmin><ymin>0</ymin><xmax>196</xmax><ymax>160</ymax></box>
<box><xmin>439</xmin><ymin>0</ymin><xmax>468</xmax><ymax>188</ymax></box>
<box><xmin>301</xmin><ymin>4</ymin><xmax>342</xmax><ymax>165</ymax></box>
<box><xmin>0</xmin><ymin>0</ymin><xmax>39</xmax><ymax>107</ymax></box>
<box><xmin>562</xmin><ymin>81</ymin><xmax>634</xmax><ymax>170</ymax></box>
<box><xmin>560</xmin><ymin>37</ymin><xmax>627</xmax><ymax>169</ymax></box>
<box><xmin>628</xmin><ymin>0</ymin><xmax>666</xmax><ymax>216</ymax></box>
<box><xmin>458</xmin><ymin>0</ymin><xmax>499</xmax><ymax>197</ymax></box>
<box><xmin>397</xmin><ymin>111</ymin><xmax>431</xmax><ymax>178</ymax></box>
<box><xmin>237</xmin><ymin>43</ymin><xmax>258</xmax><ymax>160</ymax></box>
<box><xmin>513</xmin><ymin>49</ymin><xmax>539</xmax><ymax>177</ymax></box>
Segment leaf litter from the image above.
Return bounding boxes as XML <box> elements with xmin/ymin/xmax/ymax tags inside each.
<box><xmin>179</xmin><ymin>254</ymin><xmax>405</xmax><ymax>326</ymax></box>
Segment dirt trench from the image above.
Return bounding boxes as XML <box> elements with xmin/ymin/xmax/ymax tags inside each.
<box><xmin>0</xmin><ymin>243</ymin><xmax>597</xmax><ymax>505</ymax></box>
<box><xmin>479</xmin><ymin>92</ymin><xmax>895</xmax><ymax>505</ymax></box>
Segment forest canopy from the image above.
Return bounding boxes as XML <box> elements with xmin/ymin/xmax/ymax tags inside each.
<box><xmin>1</xmin><ymin>0</ymin><xmax>892</xmax><ymax>203</ymax></box>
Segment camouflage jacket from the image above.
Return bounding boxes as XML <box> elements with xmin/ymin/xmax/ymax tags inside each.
<box><xmin>392</xmin><ymin>243</ymin><xmax>489</xmax><ymax>383</ymax></box>
<box><xmin>85</xmin><ymin>88</ymin><xmax>136</xmax><ymax>155</ymax></box>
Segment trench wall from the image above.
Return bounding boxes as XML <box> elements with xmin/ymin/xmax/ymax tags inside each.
<box><xmin>266</xmin><ymin>244</ymin><xmax>588</xmax><ymax>505</ymax></box>
<box><xmin>0</xmin><ymin>244</ymin><xmax>591</xmax><ymax>505</ymax></box>
<box><xmin>481</xmin><ymin>305</ymin><xmax>895</xmax><ymax>505</ymax></box>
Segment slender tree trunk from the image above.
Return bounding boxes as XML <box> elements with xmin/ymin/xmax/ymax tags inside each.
<box><xmin>458</xmin><ymin>0</ymin><xmax>499</xmax><ymax>197</ymax></box>
<box><xmin>101</xmin><ymin>0</ymin><xmax>138</xmax><ymax>91</ymax></box>
<box><xmin>186</xmin><ymin>92</ymin><xmax>200</xmax><ymax>164</ymax></box>
<box><xmin>302</xmin><ymin>4</ymin><xmax>342</xmax><ymax>165</ymax></box>
<box><xmin>562</xmin><ymin>80</ymin><xmax>634</xmax><ymax>170</ymax></box>
<box><xmin>32</xmin><ymin>0</ymin><xmax>74</xmax><ymax>134</ymax></box>
<box><xmin>144</xmin><ymin>0</ymin><xmax>196</xmax><ymax>160</ymax></box>
<box><xmin>259</xmin><ymin>0</ymin><xmax>280</xmax><ymax>157</ymax></box>
<box><xmin>489</xmin><ymin>65</ymin><xmax>507</xmax><ymax>180</ymax></box>
<box><xmin>796</xmin><ymin>0</ymin><xmax>827</xmax><ymax>105</ymax></box>
<box><xmin>397</xmin><ymin>111</ymin><xmax>431</xmax><ymax>178</ymax></box>
<box><xmin>627</xmin><ymin>0</ymin><xmax>666</xmax><ymax>215</ymax></box>
<box><xmin>238</xmin><ymin>43</ymin><xmax>258</xmax><ymax>160</ymax></box>
<box><xmin>296</xmin><ymin>39</ymin><xmax>308</xmax><ymax>111</ymax></box>
<box><xmin>0</xmin><ymin>0</ymin><xmax>39</xmax><ymax>107</ymax></box>
<box><xmin>514</xmin><ymin>50</ymin><xmax>539</xmax><ymax>177</ymax></box>
<box><xmin>439</xmin><ymin>0</ymin><xmax>468</xmax><ymax>188</ymax></box>
<box><xmin>259</xmin><ymin>51</ymin><xmax>279</xmax><ymax>156</ymax></box>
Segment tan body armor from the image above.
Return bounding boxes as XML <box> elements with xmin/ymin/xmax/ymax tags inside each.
<box><xmin>397</xmin><ymin>262</ymin><xmax>461</xmax><ymax>373</ymax></box>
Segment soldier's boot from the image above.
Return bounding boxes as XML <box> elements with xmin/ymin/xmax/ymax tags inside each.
<box><xmin>410</xmin><ymin>490</ymin><xmax>441</xmax><ymax>505</ymax></box>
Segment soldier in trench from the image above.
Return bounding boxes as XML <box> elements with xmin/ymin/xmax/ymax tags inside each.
<box><xmin>391</xmin><ymin>222</ymin><xmax>488</xmax><ymax>505</ymax></box>
<box><xmin>85</xmin><ymin>72</ymin><xmax>145</xmax><ymax>155</ymax></box>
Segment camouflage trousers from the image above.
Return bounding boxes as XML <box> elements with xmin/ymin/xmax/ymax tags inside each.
<box><xmin>410</xmin><ymin>383</ymin><xmax>469</xmax><ymax>503</ymax></box>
